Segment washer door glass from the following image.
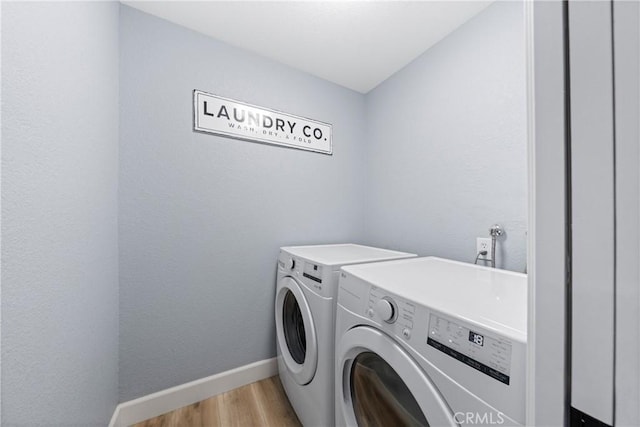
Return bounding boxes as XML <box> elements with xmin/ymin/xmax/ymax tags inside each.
<box><xmin>275</xmin><ymin>277</ymin><xmax>318</xmax><ymax>385</ymax></box>
<box><xmin>351</xmin><ymin>351</ymin><xmax>429</xmax><ymax>427</ymax></box>
<box><xmin>282</xmin><ymin>290</ymin><xmax>306</xmax><ymax>364</ymax></box>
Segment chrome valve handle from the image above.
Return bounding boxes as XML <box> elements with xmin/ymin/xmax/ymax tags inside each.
<box><xmin>489</xmin><ymin>224</ymin><xmax>504</xmax><ymax>237</ymax></box>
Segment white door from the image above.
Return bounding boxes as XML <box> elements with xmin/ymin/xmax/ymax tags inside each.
<box><xmin>532</xmin><ymin>1</ymin><xmax>640</xmax><ymax>425</ymax></box>
<box><xmin>337</xmin><ymin>326</ymin><xmax>457</xmax><ymax>427</ymax></box>
<box><xmin>275</xmin><ymin>277</ymin><xmax>318</xmax><ymax>385</ymax></box>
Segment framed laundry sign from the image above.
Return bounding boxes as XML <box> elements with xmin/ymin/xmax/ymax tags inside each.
<box><xmin>193</xmin><ymin>90</ymin><xmax>332</xmax><ymax>155</ymax></box>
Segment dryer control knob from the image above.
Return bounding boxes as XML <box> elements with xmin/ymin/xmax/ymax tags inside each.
<box><xmin>375</xmin><ymin>299</ymin><xmax>395</xmax><ymax>322</ymax></box>
<box><xmin>284</xmin><ymin>258</ymin><xmax>295</xmax><ymax>270</ymax></box>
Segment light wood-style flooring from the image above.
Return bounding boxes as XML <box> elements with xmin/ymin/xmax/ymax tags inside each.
<box><xmin>132</xmin><ymin>376</ymin><xmax>302</xmax><ymax>427</ymax></box>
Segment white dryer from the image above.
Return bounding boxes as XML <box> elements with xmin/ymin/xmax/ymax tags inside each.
<box><xmin>275</xmin><ymin>244</ymin><xmax>416</xmax><ymax>427</ymax></box>
<box><xmin>335</xmin><ymin>257</ymin><xmax>527</xmax><ymax>427</ymax></box>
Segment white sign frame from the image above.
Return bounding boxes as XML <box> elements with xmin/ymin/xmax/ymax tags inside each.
<box><xmin>193</xmin><ymin>90</ymin><xmax>333</xmax><ymax>155</ymax></box>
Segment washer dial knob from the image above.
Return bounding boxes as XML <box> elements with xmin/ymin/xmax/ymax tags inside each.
<box><xmin>375</xmin><ymin>298</ymin><xmax>396</xmax><ymax>323</ymax></box>
<box><xmin>284</xmin><ymin>257</ymin><xmax>295</xmax><ymax>270</ymax></box>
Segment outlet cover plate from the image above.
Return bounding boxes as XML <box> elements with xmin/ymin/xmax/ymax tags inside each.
<box><xmin>476</xmin><ymin>238</ymin><xmax>492</xmax><ymax>260</ymax></box>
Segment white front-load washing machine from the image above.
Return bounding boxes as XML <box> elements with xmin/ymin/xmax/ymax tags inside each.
<box><xmin>335</xmin><ymin>257</ymin><xmax>527</xmax><ymax>427</ymax></box>
<box><xmin>275</xmin><ymin>244</ymin><xmax>416</xmax><ymax>427</ymax></box>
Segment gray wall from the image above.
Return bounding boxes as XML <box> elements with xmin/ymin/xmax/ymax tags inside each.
<box><xmin>1</xmin><ymin>2</ymin><xmax>120</xmax><ymax>425</ymax></box>
<box><xmin>0</xmin><ymin>1</ymin><xmax>528</xmax><ymax>414</ymax></box>
<box><xmin>363</xmin><ymin>2</ymin><xmax>527</xmax><ymax>272</ymax></box>
<box><xmin>118</xmin><ymin>6</ymin><xmax>366</xmax><ymax>401</ymax></box>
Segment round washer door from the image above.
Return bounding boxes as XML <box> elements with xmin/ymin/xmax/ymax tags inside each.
<box><xmin>275</xmin><ymin>276</ymin><xmax>318</xmax><ymax>385</ymax></box>
<box><xmin>337</xmin><ymin>326</ymin><xmax>457</xmax><ymax>427</ymax></box>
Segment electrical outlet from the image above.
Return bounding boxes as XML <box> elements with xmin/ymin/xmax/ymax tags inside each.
<box><xmin>476</xmin><ymin>238</ymin><xmax>492</xmax><ymax>260</ymax></box>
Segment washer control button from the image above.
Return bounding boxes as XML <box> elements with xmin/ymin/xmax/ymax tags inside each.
<box><xmin>402</xmin><ymin>328</ymin><xmax>411</xmax><ymax>339</ymax></box>
<box><xmin>284</xmin><ymin>257</ymin><xmax>295</xmax><ymax>270</ymax></box>
<box><xmin>367</xmin><ymin>308</ymin><xmax>374</xmax><ymax>318</ymax></box>
<box><xmin>375</xmin><ymin>298</ymin><xmax>396</xmax><ymax>323</ymax></box>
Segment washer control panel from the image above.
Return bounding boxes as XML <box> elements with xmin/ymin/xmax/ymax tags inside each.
<box><xmin>278</xmin><ymin>252</ymin><xmax>341</xmax><ymax>299</ymax></box>
<box><xmin>367</xmin><ymin>286</ymin><xmax>417</xmax><ymax>334</ymax></box>
<box><xmin>303</xmin><ymin>262</ymin><xmax>323</xmax><ymax>289</ymax></box>
<box><xmin>427</xmin><ymin>314</ymin><xmax>512</xmax><ymax>385</ymax></box>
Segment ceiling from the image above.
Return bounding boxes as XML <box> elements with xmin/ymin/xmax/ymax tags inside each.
<box><xmin>122</xmin><ymin>1</ymin><xmax>493</xmax><ymax>93</ymax></box>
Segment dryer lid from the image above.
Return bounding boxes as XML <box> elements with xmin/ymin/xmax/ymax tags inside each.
<box><xmin>280</xmin><ymin>244</ymin><xmax>415</xmax><ymax>267</ymax></box>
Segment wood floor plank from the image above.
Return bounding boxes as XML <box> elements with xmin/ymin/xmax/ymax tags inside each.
<box><xmin>130</xmin><ymin>376</ymin><xmax>300</xmax><ymax>427</ymax></box>
<box><xmin>132</xmin><ymin>412</ymin><xmax>170</xmax><ymax>427</ymax></box>
<box><xmin>200</xmin><ymin>393</ymin><xmax>222</xmax><ymax>427</ymax></box>
<box><xmin>219</xmin><ymin>382</ymin><xmax>265</xmax><ymax>427</ymax></box>
<box><xmin>253</xmin><ymin>377</ymin><xmax>302</xmax><ymax>427</ymax></box>
<box><xmin>167</xmin><ymin>402</ymin><xmax>202</xmax><ymax>427</ymax></box>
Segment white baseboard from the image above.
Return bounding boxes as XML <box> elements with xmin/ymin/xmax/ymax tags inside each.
<box><xmin>109</xmin><ymin>358</ymin><xmax>278</xmax><ymax>427</ymax></box>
